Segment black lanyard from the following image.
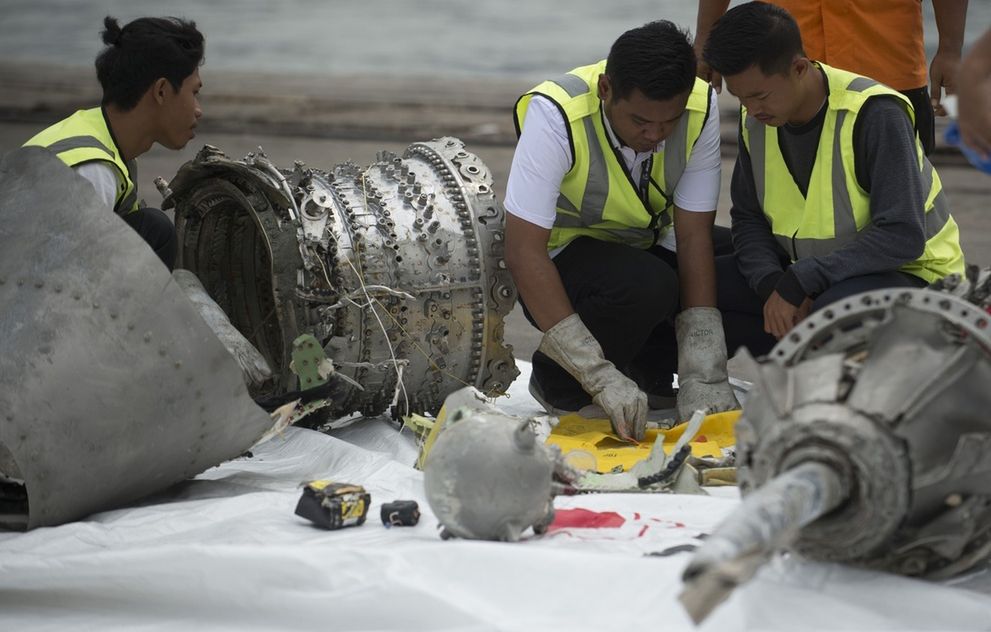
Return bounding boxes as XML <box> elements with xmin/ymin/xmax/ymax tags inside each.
<box><xmin>638</xmin><ymin>155</ymin><xmax>653</xmax><ymax>204</ymax></box>
<box><xmin>638</xmin><ymin>155</ymin><xmax>671</xmax><ymax>234</ymax></box>
<box><xmin>600</xmin><ymin>108</ymin><xmax>670</xmax><ymax>234</ymax></box>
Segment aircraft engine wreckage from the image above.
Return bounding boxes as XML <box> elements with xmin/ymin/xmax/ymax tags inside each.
<box><xmin>0</xmin><ymin>148</ymin><xmax>279</xmax><ymax>530</ymax></box>
<box><xmin>424</xmin><ymin>394</ymin><xmax>560</xmax><ymax>542</ymax></box>
<box><xmin>680</xmin><ymin>272</ymin><xmax>991</xmax><ymax>623</ymax></box>
<box><xmin>161</xmin><ymin>138</ymin><xmax>519</xmax><ymax>423</ymax></box>
<box><xmin>423</xmin><ymin>388</ymin><xmax>706</xmax><ymax>542</ymax></box>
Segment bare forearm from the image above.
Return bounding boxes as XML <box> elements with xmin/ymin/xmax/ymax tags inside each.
<box><xmin>933</xmin><ymin>0</ymin><xmax>968</xmax><ymax>54</ymax></box>
<box><xmin>507</xmin><ymin>249</ymin><xmax>575</xmax><ymax>332</ymax></box>
<box><xmin>695</xmin><ymin>0</ymin><xmax>731</xmax><ymax>45</ymax></box>
<box><xmin>504</xmin><ymin>210</ymin><xmax>577</xmax><ymax>332</ymax></box>
<box><xmin>678</xmin><ymin>247</ymin><xmax>716</xmax><ymax>308</ymax></box>
<box><xmin>675</xmin><ymin>227</ymin><xmax>718</xmax><ymax>308</ymax></box>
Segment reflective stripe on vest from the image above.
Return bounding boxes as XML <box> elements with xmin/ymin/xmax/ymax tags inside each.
<box><xmin>514</xmin><ymin>61</ymin><xmax>710</xmax><ymax>250</ymax></box>
<box><xmin>741</xmin><ymin>63</ymin><xmax>963</xmax><ymax>283</ymax></box>
<box><xmin>23</xmin><ymin>108</ymin><xmax>139</xmax><ymax>216</ymax></box>
<box><xmin>45</xmin><ymin>135</ymin><xmax>115</xmax><ymax>158</ymax></box>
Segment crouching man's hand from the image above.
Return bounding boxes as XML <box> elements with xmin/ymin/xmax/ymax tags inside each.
<box><xmin>675</xmin><ymin>307</ymin><xmax>740</xmax><ymax>422</ymax></box>
<box><xmin>539</xmin><ymin>313</ymin><xmax>647</xmax><ymax>442</ymax></box>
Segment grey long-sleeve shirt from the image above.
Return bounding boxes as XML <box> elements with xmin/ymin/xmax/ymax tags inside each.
<box><xmin>730</xmin><ymin>93</ymin><xmax>930</xmax><ymax>304</ymax></box>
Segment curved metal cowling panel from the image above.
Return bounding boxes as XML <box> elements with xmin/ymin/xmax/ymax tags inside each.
<box><xmin>0</xmin><ymin>148</ymin><xmax>274</xmax><ymax>529</ymax></box>
<box><xmin>168</xmin><ymin>138</ymin><xmax>519</xmax><ymax>420</ymax></box>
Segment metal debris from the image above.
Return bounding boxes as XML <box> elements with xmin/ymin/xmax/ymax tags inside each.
<box><xmin>423</xmin><ymin>388</ymin><xmax>708</xmax><ymax>542</ymax></box>
<box><xmin>680</xmin><ymin>281</ymin><xmax>991</xmax><ymax>623</ymax></box>
<box><xmin>162</xmin><ymin>138</ymin><xmax>519</xmax><ymax>422</ymax></box>
<box><xmin>423</xmin><ymin>390</ymin><xmax>559</xmax><ymax>542</ymax></box>
<box><xmin>0</xmin><ymin>148</ymin><xmax>276</xmax><ymax>529</ymax></box>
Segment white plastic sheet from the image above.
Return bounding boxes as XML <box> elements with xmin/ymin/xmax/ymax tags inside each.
<box><xmin>2</xmin><ymin>361</ymin><xmax>990</xmax><ymax>631</ymax></box>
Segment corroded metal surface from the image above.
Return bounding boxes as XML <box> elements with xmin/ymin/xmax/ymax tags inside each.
<box><xmin>682</xmin><ymin>283</ymin><xmax>991</xmax><ymax>622</ymax></box>
<box><xmin>423</xmin><ymin>389</ymin><xmax>557</xmax><ymax>542</ymax></box>
<box><xmin>165</xmin><ymin>138</ymin><xmax>519</xmax><ymax>421</ymax></box>
<box><xmin>744</xmin><ymin>287</ymin><xmax>991</xmax><ymax>571</ymax></box>
<box><xmin>0</xmin><ymin>148</ymin><xmax>274</xmax><ymax>529</ymax></box>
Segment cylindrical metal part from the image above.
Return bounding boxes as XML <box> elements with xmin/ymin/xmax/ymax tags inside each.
<box><xmin>683</xmin><ymin>462</ymin><xmax>847</xmax><ymax>582</ymax></box>
<box><xmin>681</xmin><ymin>285</ymin><xmax>991</xmax><ymax>624</ymax></box>
<box><xmin>164</xmin><ymin>139</ymin><xmax>519</xmax><ymax>422</ymax></box>
<box><xmin>679</xmin><ymin>462</ymin><xmax>847</xmax><ymax>625</ymax></box>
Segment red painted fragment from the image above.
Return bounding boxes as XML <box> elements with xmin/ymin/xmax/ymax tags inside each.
<box><xmin>548</xmin><ymin>508</ymin><xmax>626</xmax><ymax>531</ymax></box>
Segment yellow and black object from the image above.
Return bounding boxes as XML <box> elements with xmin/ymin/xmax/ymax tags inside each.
<box><xmin>295</xmin><ymin>481</ymin><xmax>370</xmax><ymax>530</ymax></box>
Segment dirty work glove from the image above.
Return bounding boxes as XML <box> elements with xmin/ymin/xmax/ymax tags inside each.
<box><xmin>538</xmin><ymin>313</ymin><xmax>647</xmax><ymax>442</ymax></box>
<box><xmin>676</xmin><ymin>307</ymin><xmax>740</xmax><ymax>422</ymax></box>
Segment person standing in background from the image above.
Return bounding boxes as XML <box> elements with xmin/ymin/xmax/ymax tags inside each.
<box><xmin>694</xmin><ymin>0</ymin><xmax>968</xmax><ymax>155</ymax></box>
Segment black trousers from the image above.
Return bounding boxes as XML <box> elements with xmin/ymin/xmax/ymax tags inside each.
<box><xmin>123</xmin><ymin>207</ymin><xmax>177</xmax><ymax>270</ymax></box>
<box><xmin>715</xmin><ymin>253</ymin><xmax>928</xmax><ymax>359</ymax></box>
<box><xmin>901</xmin><ymin>86</ymin><xmax>935</xmax><ymax>156</ymax></box>
<box><xmin>522</xmin><ymin>227</ymin><xmax>734</xmax><ymax>409</ymax></box>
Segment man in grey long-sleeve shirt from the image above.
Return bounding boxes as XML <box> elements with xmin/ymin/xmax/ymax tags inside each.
<box><xmin>702</xmin><ymin>2</ymin><xmax>964</xmax><ymax>352</ymax></box>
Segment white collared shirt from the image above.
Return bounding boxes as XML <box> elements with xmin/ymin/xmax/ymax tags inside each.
<box><xmin>75</xmin><ymin>162</ymin><xmax>120</xmax><ymax>212</ymax></box>
<box><xmin>504</xmin><ymin>91</ymin><xmax>721</xmax><ymax>252</ymax></box>
<box><xmin>600</xmin><ymin>104</ymin><xmax>661</xmax><ymax>192</ymax></box>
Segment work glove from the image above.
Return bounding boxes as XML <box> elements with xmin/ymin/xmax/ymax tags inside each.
<box><xmin>675</xmin><ymin>307</ymin><xmax>740</xmax><ymax>422</ymax></box>
<box><xmin>538</xmin><ymin>313</ymin><xmax>647</xmax><ymax>442</ymax></box>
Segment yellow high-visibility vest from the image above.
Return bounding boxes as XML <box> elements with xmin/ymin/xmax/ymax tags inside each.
<box><xmin>24</xmin><ymin>107</ymin><xmax>139</xmax><ymax>215</ymax></box>
<box><xmin>741</xmin><ymin>63</ymin><xmax>964</xmax><ymax>283</ymax></box>
<box><xmin>515</xmin><ymin>61</ymin><xmax>711</xmax><ymax>250</ymax></box>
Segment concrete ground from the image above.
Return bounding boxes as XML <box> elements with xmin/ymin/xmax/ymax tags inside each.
<box><xmin>1</xmin><ymin>62</ymin><xmax>988</xmax><ymax>366</ymax></box>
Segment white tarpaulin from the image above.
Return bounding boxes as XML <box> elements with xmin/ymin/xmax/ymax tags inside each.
<box><xmin>2</xmin><ymin>361</ymin><xmax>990</xmax><ymax>631</ymax></box>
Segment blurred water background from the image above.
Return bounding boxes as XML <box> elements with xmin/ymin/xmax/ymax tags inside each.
<box><xmin>0</xmin><ymin>0</ymin><xmax>988</xmax><ymax>81</ymax></box>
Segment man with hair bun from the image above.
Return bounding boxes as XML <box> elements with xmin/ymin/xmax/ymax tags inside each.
<box><xmin>504</xmin><ymin>21</ymin><xmax>739</xmax><ymax>442</ymax></box>
<box><xmin>24</xmin><ymin>16</ymin><xmax>205</xmax><ymax>270</ymax></box>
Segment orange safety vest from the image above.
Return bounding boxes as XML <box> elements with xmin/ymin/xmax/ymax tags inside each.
<box><xmin>767</xmin><ymin>0</ymin><xmax>926</xmax><ymax>91</ymax></box>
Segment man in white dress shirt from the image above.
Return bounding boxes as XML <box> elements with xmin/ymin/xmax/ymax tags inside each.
<box><xmin>504</xmin><ymin>21</ymin><xmax>738</xmax><ymax>441</ymax></box>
